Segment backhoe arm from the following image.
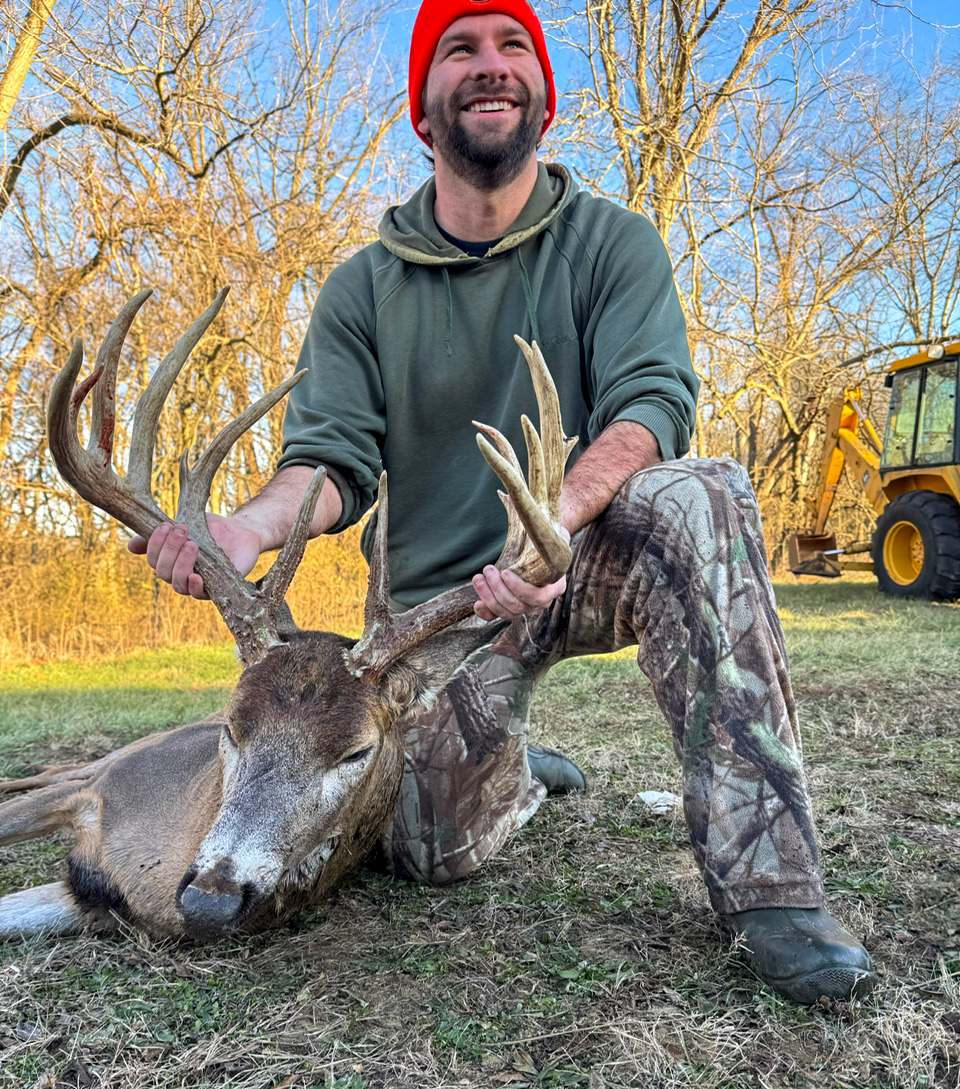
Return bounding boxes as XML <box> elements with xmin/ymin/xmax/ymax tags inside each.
<box><xmin>789</xmin><ymin>388</ymin><xmax>884</xmax><ymax>577</ymax></box>
<box><xmin>802</xmin><ymin>389</ymin><xmax>884</xmax><ymax>535</ymax></box>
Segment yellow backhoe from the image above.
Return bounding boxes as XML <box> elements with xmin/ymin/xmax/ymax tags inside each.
<box><xmin>788</xmin><ymin>340</ymin><xmax>960</xmax><ymax>598</ymax></box>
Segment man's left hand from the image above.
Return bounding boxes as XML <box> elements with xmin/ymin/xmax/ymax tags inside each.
<box><xmin>472</xmin><ymin>565</ymin><xmax>567</xmax><ymax>621</ymax></box>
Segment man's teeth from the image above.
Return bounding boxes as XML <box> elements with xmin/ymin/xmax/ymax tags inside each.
<box><xmin>467</xmin><ymin>101</ymin><xmax>516</xmax><ymax>112</ymax></box>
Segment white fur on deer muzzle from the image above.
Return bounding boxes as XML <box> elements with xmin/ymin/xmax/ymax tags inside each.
<box><xmin>187</xmin><ymin>750</ymin><xmax>372</xmax><ymax>902</ymax></box>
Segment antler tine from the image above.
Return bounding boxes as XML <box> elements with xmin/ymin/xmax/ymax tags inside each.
<box><xmin>472</xmin><ymin>337</ymin><xmax>578</xmax><ymax>583</ymax></box>
<box><xmin>89</xmin><ymin>289</ymin><xmax>154</xmax><ymax>468</ymax></box>
<box><xmin>49</xmin><ymin>289</ymin><xmax>320</xmax><ymax>667</ymax></box>
<box><xmin>126</xmin><ymin>288</ymin><xmax>231</xmax><ymax>493</ymax></box>
<box><xmin>169</xmin><ymin>369</ymin><xmax>315</xmax><ymax>647</ymax></box>
<box><xmin>473</xmin><ymin>422</ymin><xmax>525</xmax><ymax>568</ymax></box>
<box><xmin>48</xmin><ymin>315</ymin><xmax>167</xmax><ymax>535</ymax></box>
<box><xmin>258</xmin><ymin>465</ymin><xmax>328</xmax><ymax>622</ymax></box>
<box><xmin>474</xmin><ymin>429</ymin><xmax>570</xmax><ymax>581</ymax></box>
<box><xmin>177</xmin><ymin>370</ymin><xmax>305</xmax><ymax>533</ymax></box>
<box><xmin>361</xmin><ymin>473</ymin><xmax>392</xmax><ymax>633</ymax></box>
<box><xmin>514</xmin><ymin>336</ymin><xmax>578</xmax><ymax>507</ymax></box>
<box><xmin>520</xmin><ymin>414</ymin><xmax>546</xmax><ymax>507</ymax></box>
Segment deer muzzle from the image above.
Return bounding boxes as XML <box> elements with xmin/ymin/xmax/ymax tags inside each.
<box><xmin>175</xmin><ymin>862</ymin><xmax>257</xmax><ymax>939</ymax></box>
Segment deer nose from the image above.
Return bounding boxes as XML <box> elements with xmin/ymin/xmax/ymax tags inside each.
<box><xmin>176</xmin><ymin>866</ymin><xmax>250</xmax><ymax>937</ymax></box>
<box><xmin>177</xmin><ymin>879</ymin><xmax>242</xmax><ymax>932</ymax></box>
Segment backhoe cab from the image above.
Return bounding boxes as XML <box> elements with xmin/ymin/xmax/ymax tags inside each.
<box><xmin>788</xmin><ymin>341</ymin><xmax>960</xmax><ymax>599</ymax></box>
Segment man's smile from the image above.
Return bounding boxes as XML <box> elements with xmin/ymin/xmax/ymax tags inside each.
<box><xmin>464</xmin><ymin>100</ymin><xmax>518</xmax><ymax>113</ymax></box>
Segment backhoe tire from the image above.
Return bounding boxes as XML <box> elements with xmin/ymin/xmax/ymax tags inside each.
<box><xmin>872</xmin><ymin>491</ymin><xmax>960</xmax><ymax>600</ymax></box>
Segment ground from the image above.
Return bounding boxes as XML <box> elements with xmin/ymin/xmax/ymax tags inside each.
<box><xmin>0</xmin><ymin>581</ymin><xmax>958</xmax><ymax>1088</ymax></box>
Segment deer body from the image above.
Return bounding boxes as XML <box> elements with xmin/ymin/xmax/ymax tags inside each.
<box><xmin>1</xmin><ymin>720</ymin><xmax>225</xmax><ymax>937</ymax></box>
<box><xmin>0</xmin><ymin>292</ymin><xmax>573</xmax><ymax>944</ymax></box>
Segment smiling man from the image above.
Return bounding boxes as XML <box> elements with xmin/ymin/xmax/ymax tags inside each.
<box><xmin>412</xmin><ymin>7</ymin><xmax>550</xmax><ymax>195</ymax></box>
<box><xmin>135</xmin><ymin>0</ymin><xmax>877</xmax><ymax>1005</ymax></box>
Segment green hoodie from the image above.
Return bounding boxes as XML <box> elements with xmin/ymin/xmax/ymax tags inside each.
<box><xmin>280</xmin><ymin>163</ymin><xmax>698</xmax><ymax>606</ymax></box>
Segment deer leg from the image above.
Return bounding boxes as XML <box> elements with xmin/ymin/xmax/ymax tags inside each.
<box><xmin>0</xmin><ymin>765</ymin><xmax>95</xmax><ymax>795</ymax></box>
<box><xmin>0</xmin><ymin>882</ymin><xmax>84</xmax><ymax>938</ymax></box>
<box><xmin>0</xmin><ymin>784</ymin><xmax>89</xmax><ymax>939</ymax></box>
<box><xmin>0</xmin><ymin>780</ymin><xmax>84</xmax><ymax>845</ymax></box>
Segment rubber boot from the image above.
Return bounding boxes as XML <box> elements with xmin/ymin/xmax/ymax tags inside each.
<box><xmin>725</xmin><ymin>906</ymin><xmax>878</xmax><ymax>1004</ymax></box>
<box><xmin>526</xmin><ymin>744</ymin><xmax>587</xmax><ymax>795</ymax></box>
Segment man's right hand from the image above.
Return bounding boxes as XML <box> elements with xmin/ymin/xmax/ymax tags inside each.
<box><xmin>128</xmin><ymin>515</ymin><xmax>263</xmax><ymax>600</ymax></box>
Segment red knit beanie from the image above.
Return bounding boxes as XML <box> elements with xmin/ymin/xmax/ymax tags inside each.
<box><xmin>408</xmin><ymin>0</ymin><xmax>555</xmax><ymax>145</ymax></box>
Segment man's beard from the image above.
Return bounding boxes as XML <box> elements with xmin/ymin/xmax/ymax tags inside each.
<box><xmin>424</xmin><ymin>83</ymin><xmax>545</xmax><ymax>191</ymax></box>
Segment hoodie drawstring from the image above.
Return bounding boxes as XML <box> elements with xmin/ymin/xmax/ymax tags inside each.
<box><xmin>441</xmin><ymin>267</ymin><xmax>453</xmax><ymax>358</ymax></box>
<box><xmin>516</xmin><ymin>249</ymin><xmax>541</xmax><ymax>347</ymax></box>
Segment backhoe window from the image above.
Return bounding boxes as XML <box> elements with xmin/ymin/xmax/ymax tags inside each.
<box><xmin>914</xmin><ymin>359</ymin><xmax>957</xmax><ymax>465</ymax></box>
<box><xmin>882</xmin><ymin>369</ymin><xmax>921</xmax><ymax>468</ymax></box>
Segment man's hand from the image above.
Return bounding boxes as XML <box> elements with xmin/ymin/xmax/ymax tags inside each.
<box><xmin>128</xmin><ymin>515</ymin><xmax>262</xmax><ymax>600</ymax></box>
<box><xmin>471</xmin><ymin>522</ymin><xmax>571</xmax><ymax>621</ymax></box>
<box><xmin>471</xmin><ymin>565</ymin><xmax>568</xmax><ymax>621</ymax></box>
<box><xmin>126</xmin><ymin>465</ymin><xmax>341</xmax><ymax>600</ymax></box>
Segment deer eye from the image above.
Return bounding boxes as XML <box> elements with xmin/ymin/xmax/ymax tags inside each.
<box><xmin>340</xmin><ymin>745</ymin><xmax>373</xmax><ymax>765</ymax></box>
<box><xmin>221</xmin><ymin>726</ymin><xmax>239</xmax><ymax>749</ymax></box>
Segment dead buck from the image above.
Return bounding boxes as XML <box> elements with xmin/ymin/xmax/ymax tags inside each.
<box><xmin>0</xmin><ymin>289</ymin><xmax>575</xmax><ymax>943</ymax></box>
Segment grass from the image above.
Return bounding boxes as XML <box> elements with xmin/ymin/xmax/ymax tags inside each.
<box><xmin>1</xmin><ymin>580</ymin><xmax>959</xmax><ymax>1088</ymax></box>
<box><xmin>0</xmin><ymin>646</ymin><xmax>240</xmax><ymax>775</ymax></box>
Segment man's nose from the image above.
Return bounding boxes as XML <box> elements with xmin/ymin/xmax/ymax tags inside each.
<box><xmin>467</xmin><ymin>42</ymin><xmax>511</xmax><ymax>83</ymax></box>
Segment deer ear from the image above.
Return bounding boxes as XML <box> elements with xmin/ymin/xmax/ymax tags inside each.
<box><xmin>375</xmin><ymin>620</ymin><xmax>509</xmax><ymax>720</ymax></box>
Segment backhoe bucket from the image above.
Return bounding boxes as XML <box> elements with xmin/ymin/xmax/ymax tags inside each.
<box><xmin>787</xmin><ymin>532</ymin><xmax>842</xmax><ymax>578</ymax></box>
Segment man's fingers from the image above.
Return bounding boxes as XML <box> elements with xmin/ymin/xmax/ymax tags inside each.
<box><xmin>139</xmin><ymin>522</ymin><xmax>206</xmax><ymax>598</ymax></box>
<box><xmin>145</xmin><ymin>522</ymin><xmax>175</xmax><ymax>570</ymax></box>
<box><xmin>501</xmin><ymin>568</ymin><xmax>566</xmax><ymax>608</ymax></box>
<box><xmin>472</xmin><ymin>566</ymin><xmax>567</xmax><ymax>620</ymax></box>
<box><xmin>127</xmin><ymin>534</ymin><xmax>147</xmax><ymax>555</ymax></box>
<box><xmin>169</xmin><ymin>537</ymin><xmax>201</xmax><ymax>596</ymax></box>
<box><xmin>186</xmin><ymin>571</ymin><xmax>209</xmax><ymax>601</ymax></box>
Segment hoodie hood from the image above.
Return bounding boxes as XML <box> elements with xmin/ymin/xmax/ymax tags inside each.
<box><xmin>378</xmin><ymin>162</ymin><xmax>576</xmax><ymax>264</ymax></box>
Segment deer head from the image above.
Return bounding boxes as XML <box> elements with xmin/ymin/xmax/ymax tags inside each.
<box><xmin>38</xmin><ymin>289</ymin><xmax>575</xmax><ymax>940</ymax></box>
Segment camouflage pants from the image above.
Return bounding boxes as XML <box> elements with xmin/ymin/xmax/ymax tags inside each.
<box><xmin>381</xmin><ymin>458</ymin><xmax>826</xmax><ymax>915</ymax></box>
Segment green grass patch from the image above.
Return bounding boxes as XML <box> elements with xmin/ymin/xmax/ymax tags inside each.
<box><xmin>0</xmin><ymin>644</ymin><xmax>239</xmax><ymax>774</ymax></box>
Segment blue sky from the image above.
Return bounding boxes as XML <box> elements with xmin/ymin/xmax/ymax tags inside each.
<box><xmin>257</xmin><ymin>0</ymin><xmax>960</xmax><ymax>97</ymax></box>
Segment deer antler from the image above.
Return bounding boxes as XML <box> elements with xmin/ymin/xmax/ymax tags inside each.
<box><xmin>348</xmin><ymin>336</ymin><xmax>577</xmax><ymax>677</ymax></box>
<box><xmin>47</xmin><ymin>290</ymin><xmax>327</xmax><ymax>665</ymax></box>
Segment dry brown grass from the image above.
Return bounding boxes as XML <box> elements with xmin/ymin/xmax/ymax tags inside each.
<box><xmin>0</xmin><ymin>526</ymin><xmax>368</xmax><ymax>665</ymax></box>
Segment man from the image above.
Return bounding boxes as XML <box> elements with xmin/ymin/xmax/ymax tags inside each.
<box><xmin>135</xmin><ymin>0</ymin><xmax>876</xmax><ymax>1004</ymax></box>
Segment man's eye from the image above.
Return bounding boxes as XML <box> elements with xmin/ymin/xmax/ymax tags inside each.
<box><xmin>341</xmin><ymin>746</ymin><xmax>374</xmax><ymax>765</ymax></box>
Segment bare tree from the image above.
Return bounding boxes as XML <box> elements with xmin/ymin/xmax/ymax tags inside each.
<box><xmin>0</xmin><ymin>0</ymin><xmax>53</xmax><ymax>128</ymax></box>
<box><xmin>849</xmin><ymin>64</ymin><xmax>960</xmax><ymax>344</ymax></box>
<box><xmin>548</xmin><ymin>1</ymin><xmax>960</xmax><ymax>561</ymax></box>
<box><xmin>0</xmin><ymin>0</ymin><xmax>405</xmax><ymax>532</ymax></box>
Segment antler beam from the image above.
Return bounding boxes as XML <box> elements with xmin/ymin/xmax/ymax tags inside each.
<box><xmin>48</xmin><ymin>291</ymin><xmax>326</xmax><ymax>665</ymax></box>
<box><xmin>348</xmin><ymin>336</ymin><xmax>577</xmax><ymax>677</ymax></box>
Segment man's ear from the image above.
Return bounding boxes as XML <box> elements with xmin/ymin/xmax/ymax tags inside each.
<box><xmin>417</xmin><ymin>115</ymin><xmax>432</xmax><ymax>144</ymax></box>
